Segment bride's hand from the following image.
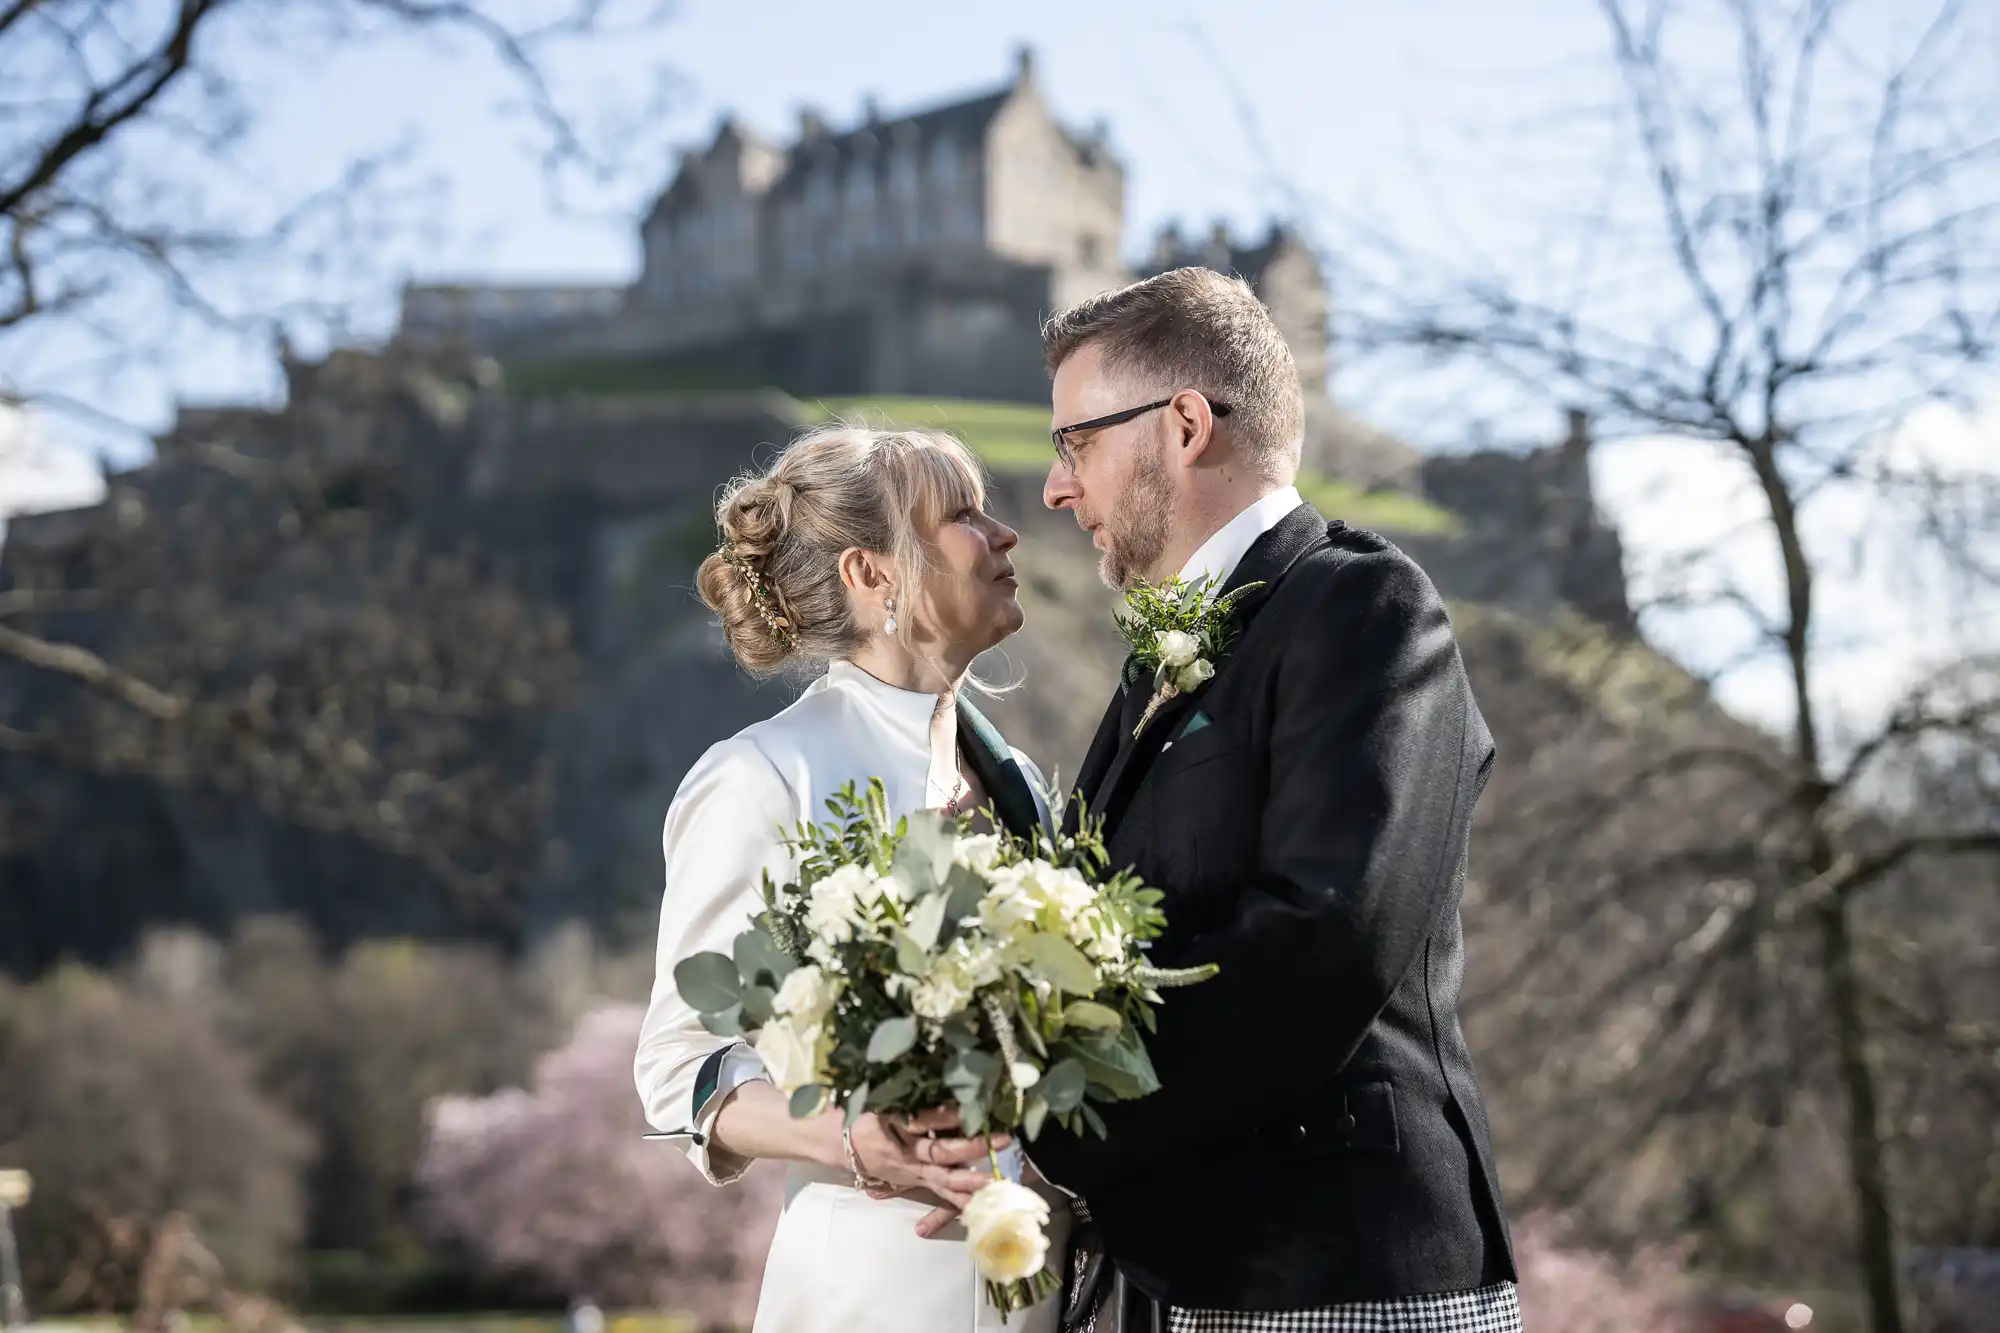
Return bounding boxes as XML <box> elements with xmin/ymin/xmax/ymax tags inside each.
<box><xmin>846</xmin><ymin>1106</ymin><xmax>1006</xmax><ymax>1213</ymax></box>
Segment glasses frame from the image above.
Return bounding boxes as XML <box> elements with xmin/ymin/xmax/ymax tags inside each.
<box><xmin>1050</xmin><ymin>394</ymin><xmax>1233</xmax><ymax>470</ymax></box>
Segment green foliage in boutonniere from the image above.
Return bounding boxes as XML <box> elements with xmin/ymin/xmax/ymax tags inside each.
<box><xmin>1114</xmin><ymin>574</ymin><xmax>1263</xmax><ymax>737</ymax></box>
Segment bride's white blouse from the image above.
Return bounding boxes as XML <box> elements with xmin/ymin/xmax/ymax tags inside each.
<box><xmin>634</xmin><ymin>659</ymin><xmax>1052</xmax><ymax>1181</ymax></box>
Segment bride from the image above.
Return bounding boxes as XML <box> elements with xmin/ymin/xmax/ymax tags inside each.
<box><xmin>634</xmin><ymin>424</ymin><xmax>1072</xmax><ymax>1332</ymax></box>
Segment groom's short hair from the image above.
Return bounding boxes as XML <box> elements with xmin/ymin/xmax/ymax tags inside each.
<box><xmin>1042</xmin><ymin>267</ymin><xmax>1305</xmax><ymax>477</ymax></box>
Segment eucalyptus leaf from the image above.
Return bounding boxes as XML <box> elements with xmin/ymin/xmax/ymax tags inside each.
<box><xmin>892</xmin><ymin>811</ymin><xmax>956</xmax><ymax>897</ymax></box>
<box><xmin>733</xmin><ymin>926</ymin><xmax>797</xmax><ymax>988</ymax></box>
<box><xmin>1080</xmin><ymin>1102</ymin><xmax>1108</xmax><ymax>1138</ymax></box>
<box><xmin>894</xmin><ymin>929</ymin><xmax>931</xmax><ymax>978</ymax></box>
<box><xmin>673</xmin><ymin>951</ymin><xmax>744</xmax><ymax>1013</ymax></box>
<box><xmin>846</xmin><ymin>1083</ymin><xmax>870</xmax><ymax>1128</ymax></box>
<box><xmin>1061</xmin><ymin>1000</ymin><xmax>1124</xmax><ymax>1034</ymax></box>
<box><xmin>867</xmin><ymin>1016</ymin><xmax>919</xmax><ymax>1064</ymax></box>
<box><xmin>905</xmin><ymin>891</ymin><xmax>949</xmax><ymax>951</ymax></box>
<box><xmin>941</xmin><ymin>1019</ymin><xmax>979</xmax><ymax>1052</ymax></box>
<box><xmin>1071</xmin><ymin>1031</ymin><xmax>1160</xmax><ymax>1101</ymax></box>
<box><xmin>868</xmin><ymin>1067</ymin><xmax>920</xmax><ymax>1109</ymax></box>
<box><xmin>1026</xmin><ymin>934</ymin><xmax>1101</xmax><ymax>995</ymax></box>
<box><xmin>789</xmin><ymin>1085</ymin><xmax>826</xmax><ymax>1118</ymax></box>
<box><xmin>1022</xmin><ymin>1094</ymin><xmax>1050</xmax><ymax>1141</ymax></box>
<box><xmin>941</xmin><ymin>863</ymin><xmax>986</xmax><ymax>926</ymax></box>
<box><xmin>698</xmin><ymin>1004</ymin><xmax>745</xmax><ymax>1038</ymax></box>
<box><xmin>739</xmin><ymin>984</ymin><xmax>777</xmax><ymax>1026</ymax></box>
<box><xmin>1037</xmin><ymin>1057</ymin><xmax>1088</xmax><ymax>1113</ymax></box>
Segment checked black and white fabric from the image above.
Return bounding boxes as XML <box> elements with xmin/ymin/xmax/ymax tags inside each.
<box><xmin>1167</xmin><ymin>1282</ymin><xmax>1523</xmax><ymax>1333</ymax></box>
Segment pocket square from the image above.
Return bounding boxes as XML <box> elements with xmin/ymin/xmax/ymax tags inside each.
<box><xmin>1163</xmin><ymin>709</ymin><xmax>1212</xmax><ymax>752</ymax></box>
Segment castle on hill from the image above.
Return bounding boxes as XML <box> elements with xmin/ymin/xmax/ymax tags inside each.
<box><xmin>396</xmin><ymin>49</ymin><xmax>1400</xmax><ymax>479</ymax></box>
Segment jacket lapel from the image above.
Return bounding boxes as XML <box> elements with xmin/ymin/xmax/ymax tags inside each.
<box><xmin>956</xmin><ymin>698</ymin><xmax>1046</xmax><ymax>841</ymax></box>
<box><xmin>1089</xmin><ymin>503</ymin><xmax>1336</xmax><ymax>838</ymax></box>
<box><xmin>1066</xmin><ymin>685</ymin><xmax>1128</xmax><ymax>834</ymax></box>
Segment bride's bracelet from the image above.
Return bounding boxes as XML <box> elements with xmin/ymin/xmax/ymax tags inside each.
<box><xmin>842</xmin><ymin>1124</ymin><xmax>888</xmax><ymax>1192</ymax></box>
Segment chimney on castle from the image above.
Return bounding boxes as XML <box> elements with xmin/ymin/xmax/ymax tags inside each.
<box><xmin>1152</xmin><ymin>222</ymin><xmax>1185</xmax><ymax>267</ymax></box>
<box><xmin>863</xmin><ymin>93</ymin><xmax>882</xmax><ymax>125</ymax></box>
<box><xmin>1013</xmin><ymin>44</ymin><xmax>1037</xmax><ymax>85</ymax></box>
<box><xmin>797</xmin><ymin>106</ymin><xmax>828</xmax><ymax>140</ymax></box>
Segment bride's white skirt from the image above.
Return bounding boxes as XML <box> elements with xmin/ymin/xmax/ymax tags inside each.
<box><xmin>751</xmin><ymin>1163</ymin><xmax>1072</xmax><ymax>1333</ymax></box>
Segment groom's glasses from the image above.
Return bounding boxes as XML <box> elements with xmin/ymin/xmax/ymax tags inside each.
<box><xmin>1050</xmin><ymin>395</ymin><xmax>1232</xmax><ymax>470</ymax></box>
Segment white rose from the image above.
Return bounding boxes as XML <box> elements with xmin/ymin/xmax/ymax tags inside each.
<box><xmin>954</xmin><ymin>832</ymin><xmax>1003</xmax><ymax>872</ymax></box>
<box><xmin>1174</xmin><ymin>657</ymin><xmax>1215</xmax><ymax>694</ymax></box>
<box><xmin>1009</xmin><ymin>1061</ymin><xmax>1041</xmax><ymax>1089</ymax></box>
<box><xmin>962</xmin><ymin>1179</ymin><xmax>1052</xmax><ymax>1282</ymax></box>
<box><xmin>806</xmin><ymin>863</ymin><xmax>875</xmax><ymax>944</ymax></box>
<box><xmin>754</xmin><ymin>1016</ymin><xmax>827</xmax><ymax>1094</ymax></box>
<box><xmin>772</xmin><ymin>964</ymin><xmax>841</xmax><ymax>1023</ymax></box>
<box><xmin>1156</xmin><ymin>630</ymin><xmax>1200</xmax><ymax>668</ymax></box>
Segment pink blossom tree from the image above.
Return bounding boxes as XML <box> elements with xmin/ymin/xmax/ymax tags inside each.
<box><xmin>417</xmin><ymin>1004</ymin><xmax>781</xmax><ymax>1326</ymax></box>
<box><xmin>1514</xmin><ymin>1213</ymin><xmax>1696</xmax><ymax>1333</ymax></box>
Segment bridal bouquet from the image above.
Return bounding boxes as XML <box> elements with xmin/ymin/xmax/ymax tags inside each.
<box><xmin>673</xmin><ymin>779</ymin><xmax>1214</xmax><ymax>1319</ymax></box>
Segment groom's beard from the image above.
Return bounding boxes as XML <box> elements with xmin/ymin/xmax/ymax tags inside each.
<box><xmin>1099</xmin><ymin>439</ymin><xmax>1173</xmax><ymax>590</ymax></box>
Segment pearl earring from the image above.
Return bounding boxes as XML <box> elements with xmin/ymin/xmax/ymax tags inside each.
<box><xmin>884</xmin><ymin>596</ymin><xmax>898</xmax><ymax>636</ymax></box>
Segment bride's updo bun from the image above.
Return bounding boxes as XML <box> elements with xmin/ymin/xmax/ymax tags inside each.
<box><xmin>696</xmin><ymin>423</ymin><xmax>986</xmax><ymax>676</ymax></box>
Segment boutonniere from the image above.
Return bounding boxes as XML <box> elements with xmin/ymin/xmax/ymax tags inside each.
<box><xmin>1115</xmin><ymin>574</ymin><xmax>1263</xmax><ymax>738</ymax></box>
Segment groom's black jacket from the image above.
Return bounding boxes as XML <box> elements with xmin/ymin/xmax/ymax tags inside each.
<box><xmin>1031</xmin><ymin>503</ymin><xmax>1515</xmax><ymax>1310</ymax></box>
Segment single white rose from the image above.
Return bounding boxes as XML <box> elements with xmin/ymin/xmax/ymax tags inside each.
<box><xmin>1156</xmin><ymin>629</ymin><xmax>1200</xmax><ymax>668</ymax></box>
<box><xmin>754</xmin><ymin>1016</ymin><xmax>827</xmax><ymax>1094</ymax></box>
<box><xmin>1175</xmin><ymin>657</ymin><xmax>1215</xmax><ymax>694</ymax></box>
<box><xmin>772</xmin><ymin>964</ymin><xmax>841</xmax><ymax>1023</ymax></box>
<box><xmin>954</xmin><ymin>832</ymin><xmax>1003</xmax><ymax>872</ymax></box>
<box><xmin>962</xmin><ymin>1179</ymin><xmax>1052</xmax><ymax>1283</ymax></box>
<box><xmin>1009</xmin><ymin>1061</ymin><xmax>1041</xmax><ymax>1089</ymax></box>
<box><xmin>806</xmin><ymin>862</ymin><xmax>875</xmax><ymax>944</ymax></box>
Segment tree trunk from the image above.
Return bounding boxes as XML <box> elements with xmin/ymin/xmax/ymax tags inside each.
<box><xmin>1819</xmin><ymin>892</ymin><xmax>1905</xmax><ymax>1333</ymax></box>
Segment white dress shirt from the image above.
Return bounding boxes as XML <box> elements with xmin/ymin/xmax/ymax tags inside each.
<box><xmin>1176</xmin><ymin>484</ymin><xmax>1305</xmax><ymax>589</ymax></box>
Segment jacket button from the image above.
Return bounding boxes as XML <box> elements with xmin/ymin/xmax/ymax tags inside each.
<box><xmin>1290</xmin><ymin>1123</ymin><xmax>1309</xmax><ymax>1142</ymax></box>
<box><xmin>1335</xmin><ymin>1114</ymin><xmax>1358</xmax><ymax>1133</ymax></box>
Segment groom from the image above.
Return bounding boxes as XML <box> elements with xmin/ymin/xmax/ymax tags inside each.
<box><xmin>1027</xmin><ymin>268</ymin><xmax>1517</xmax><ymax>1331</ymax></box>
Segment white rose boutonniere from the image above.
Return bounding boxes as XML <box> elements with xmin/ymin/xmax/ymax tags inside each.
<box><xmin>1114</xmin><ymin>573</ymin><xmax>1262</xmax><ymax>738</ymax></box>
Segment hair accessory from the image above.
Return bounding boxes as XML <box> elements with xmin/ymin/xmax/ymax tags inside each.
<box><xmin>720</xmin><ymin>542</ymin><xmax>796</xmax><ymax>648</ymax></box>
<box><xmin>884</xmin><ymin>595</ymin><xmax>898</xmax><ymax>637</ymax></box>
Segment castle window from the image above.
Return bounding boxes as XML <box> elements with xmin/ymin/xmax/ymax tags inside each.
<box><xmin>1079</xmin><ymin>233</ymin><xmax>1101</xmax><ymax>266</ymax></box>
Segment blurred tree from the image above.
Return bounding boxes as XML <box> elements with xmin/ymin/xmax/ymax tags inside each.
<box><xmin>1334</xmin><ymin>3</ymin><xmax>2000</xmax><ymax>1328</ymax></box>
<box><xmin>417</xmin><ymin>1004</ymin><xmax>782</xmax><ymax>1324</ymax></box>
<box><xmin>0</xmin><ymin>961</ymin><xmax>311</xmax><ymax>1310</ymax></box>
<box><xmin>219</xmin><ymin>920</ymin><xmax>554</xmax><ymax>1257</ymax></box>
<box><xmin>0</xmin><ymin>0</ymin><xmax>676</xmax><ymax>959</ymax></box>
<box><xmin>0</xmin><ymin>350</ymin><xmax>578</xmax><ymax>961</ymax></box>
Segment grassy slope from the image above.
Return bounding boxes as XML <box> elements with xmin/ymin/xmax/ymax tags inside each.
<box><xmin>810</xmin><ymin>395</ymin><xmax>1460</xmax><ymax>536</ymax></box>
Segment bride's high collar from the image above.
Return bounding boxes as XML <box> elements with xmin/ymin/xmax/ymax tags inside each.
<box><xmin>825</xmin><ymin>658</ymin><xmax>954</xmax><ymax>721</ymax></box>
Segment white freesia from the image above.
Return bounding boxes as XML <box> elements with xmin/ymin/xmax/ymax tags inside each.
<box><xmin>1174</xmin><ymin>657</ymin><xmax>1215</xmax><ymax>694</ymax></box>
<box><xmin>773</xmin><ymin>964</ymin><xmax>842</xmax><ymax>1023</ymax></box>
<box><xmin>1156</xmin><ymin>629</ymin><xmax>1200</xmax><ymax>668</ymax></box>
<box><xmin>1009</xmin><ymin>1061</ymin><xmax>1041</xmax><ymax>1089</ymax></box>
<box><xmin>755</xmin><ymin>1015</ymin><xmax>828</xmax><ymax>1093</ymax></box>
<box><xmin>912</xmin><ymin>970</ymin><xmax>973</xmax><ymax>1020</ymax></box>
<box><xmin>962</xmin><ymin>1179</ymin><xmax>1052</xmax><ymax>1283</ymax></box>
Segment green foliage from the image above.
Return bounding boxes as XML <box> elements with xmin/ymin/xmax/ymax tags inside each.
<box><xmin>1115</xmin><ymin>573</ymin><xmax>1261</xmax><ymax>689</ymax></box>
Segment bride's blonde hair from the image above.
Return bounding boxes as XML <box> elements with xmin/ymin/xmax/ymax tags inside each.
<box><xmin>697</xmin><ymin>424</ymin><xmax>988</xmax><ymax>676</ymax></box>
